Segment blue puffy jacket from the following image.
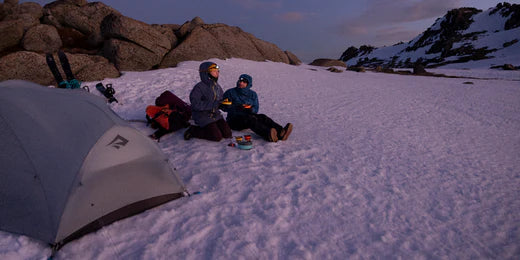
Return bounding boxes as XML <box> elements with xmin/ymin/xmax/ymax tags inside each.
<box><xmin>222</xmin><ymin>74</ymin><xmax>259</xmax><ymax>120</ymax></box>
<box><xmin>190</xmin><ymin>62</ymin><xmax>224</xmax><ymax>127</ymax></box>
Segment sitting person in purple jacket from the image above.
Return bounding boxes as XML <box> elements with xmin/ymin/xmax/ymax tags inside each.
<box><xmin>183</xmin><ymin>62</ymin><xmax>232</xmax><ymax>142</ymax></box>
<box><xmin>221</xmin><ymin>74</ymin><xmax>292</xmax><ymax>142</ymax></box>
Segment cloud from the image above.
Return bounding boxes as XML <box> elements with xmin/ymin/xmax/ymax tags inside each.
<box><xmin>228</xmin><ymin>0</ymin><xmax>282</xmax><ymax>10</ymax></box>
<box><xmin>335</xmin><ymin>24</ymin><xmax>418</xmax><ymax>47</ymax></box>
<box><xmin>335</xmin><ymin>0</ymin><xmax>465</xmax><ymax>45</ymax></box>
<box><xmin>275</xmin><ymin>12</ymin><xmax>305</xmax><ymax>22</ymax></box>
<box><xmin>373</xmin><ymin>26</ymin><xmax>420</xmax><ymax>45</ymax></box>
<box><xmin>364</xmin><ymin>0</ymin><xmax>463</xmax><ymax>24</ymax></box>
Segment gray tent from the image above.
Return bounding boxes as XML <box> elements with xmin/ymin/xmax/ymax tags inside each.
<box><xmin>0</xmin><ymin>80</ymin><xmax>186</xmax><ymax>249</ymax></box>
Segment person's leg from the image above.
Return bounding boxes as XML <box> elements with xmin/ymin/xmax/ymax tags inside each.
<box><xmin>255</xmin><ymin>114</ymin><xmax>283</xmax><ymax>132</ymax></box>
<box><xmin>280</xmin><ymin>123</ymin><xmax>293</xmax><ymax>141</ymax></box>
<box><xmin>216</xmin><ymin>118</ymin><xmax>232</xmax><ymax>139</ymax></box>
<box><xmin>255</xmin><ymin>114</ymin><xmax>292</xmax><ymax>141</ymax></box>
<box><xmin>185</xmin><ymin>122</ymin><xmax>223</xmax><ymax>141</ymax></box>
<box><xmin>227</xmin><ymin>115</ymin><xmax>250</xmax><ymax>131</ymax></box>
<box><xmin>247</xmin><ymin>114</ymin><xmax>278</xmax><ymax>142</ymax></box>
<box><xmin>168</xmin><ymin>112</ymin><xmax>190</xmax><ymax>132</ymax></box>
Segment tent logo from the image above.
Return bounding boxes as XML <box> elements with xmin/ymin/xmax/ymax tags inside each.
<box><xmin>107</xmin><ymin>135</ymin><xmax>129</xmax><ymax>149</ymax></box>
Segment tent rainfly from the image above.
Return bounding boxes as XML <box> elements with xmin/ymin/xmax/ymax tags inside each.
<box><xmin>0</xmin><ymin>80</ymin><xmax>186</xmax><ymax>250</ymax></box>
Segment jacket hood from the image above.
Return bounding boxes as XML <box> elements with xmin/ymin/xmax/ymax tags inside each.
<box><xmin>236</xmin><ymin>74</ymin><xmax>253</xmax><ymax>90</ymax></box>
<box><xmin>199</xmin><ymin>62</ymin><xmax>218</xmax><ymax>83</ymax></box>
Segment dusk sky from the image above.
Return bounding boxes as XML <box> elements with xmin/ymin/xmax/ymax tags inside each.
<box><xmin>22</xmin><ymin>0</ymin><xmax>520</xmax><ymax>62</ymax></box>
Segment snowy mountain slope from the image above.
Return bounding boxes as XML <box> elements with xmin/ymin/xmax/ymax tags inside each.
<box><xmin>341</xmin><ymin>3</ymin><xmax>520</xmax><ymax>69</ymax></box>
<box><xmin>1</xmin><ymin>59</ymin><xmax>520</xmax><ymax>259</ymax></box>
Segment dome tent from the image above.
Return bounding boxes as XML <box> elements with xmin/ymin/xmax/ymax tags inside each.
<box><xmin>0</xmin><ymin>80</ymin><xmax>186</xmax><ymax>250</ymax></box>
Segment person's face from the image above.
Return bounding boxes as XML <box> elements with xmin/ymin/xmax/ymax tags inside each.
<box><xmin>238</xmin><ymin>80</ymin><xmax>247</xmax><ymax>88</ymax></box>
<box><xmin>209</xmin><ymin>69</ymin><xmax>219</xmax><ymax>78</ymax></box>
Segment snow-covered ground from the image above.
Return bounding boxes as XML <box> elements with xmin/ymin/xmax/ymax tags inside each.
<box><xmin>1</xmin><ymin>59</ymin><xmax>519</xmax><ymax>259</ymax></box>
<box><xmin>430</xmin><ymin>68</ymin><xmax>520</xmax><ymax>81</ymax></box>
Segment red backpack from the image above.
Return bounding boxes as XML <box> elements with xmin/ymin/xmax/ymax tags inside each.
<box><xmin>146</xmin><ymin>91</ymin><xmax>191</xmax><ymax>140</ymax></box>
<box><xmin>155</xmin><ymin>91</ymin><xmax>191</xmax><ymax>122</ymax></box>
<box><xmin>146</xmin><ymin>105</ymin><xmax>173</xmax><ymax>130</ymax></box>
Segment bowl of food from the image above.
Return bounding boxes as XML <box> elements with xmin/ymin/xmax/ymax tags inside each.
<box><xmin>221</xmin><ymin>99</ymin><xmax>232</xmax><ymax>105</ymax></box>
<box><xmin>237</xmin><ymin>140</ymin><xmax>253</xmax><ymax>150</ymax></box>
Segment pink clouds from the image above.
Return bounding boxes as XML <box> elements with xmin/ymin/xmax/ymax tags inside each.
<box><xmin>228</xmin><ymin>0</ymin><xmax>282</xmax><ymax>10</ymax></box>
<box><xmin>275</xmin><ymin>11</ymin><xmax>305</xmax><ymax>22</ymax></box>
<box><xmin>335</xmin><ymin>0</ymin><xmax>466</xmax><ymax>46</ymax></box>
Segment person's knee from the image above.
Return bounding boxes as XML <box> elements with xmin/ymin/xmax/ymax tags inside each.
<box><xmin>222</xmin><ymin>131</ymin><xmax>232</xmax><ymax>139</ymax></box>
<box><xmin>221</xmin><ymin>126</ymin><xmax>232</xmax><ymax>139</ymax></box>
<box><xmin>208</xmin><ymin>135</ymin><xmax>222</xmax><ymax>142</ymax></box>
<box><xmin>206</xmin><ymin>131</ymin><xmax>223</xmax><ymax>141</ymax></box>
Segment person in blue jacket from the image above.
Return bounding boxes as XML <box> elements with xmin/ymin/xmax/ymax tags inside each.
<box><xmin>184</xmin><ymin>62</ymin><xmax>232</xmax><ymax>141</ymax></box>
<box><xmin>221</xmin><ymin>74</ymin><xmax>292</xmax><ymax>142</ymax></box>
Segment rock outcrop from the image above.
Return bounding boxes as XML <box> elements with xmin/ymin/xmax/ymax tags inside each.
<box><xmin>0</xmin><ymin>51</ymin><xmax>51</xmax><ymax>85</ymax></box>
<box><xmin>22</xmin><ymin>24</ymin><xmax>62</xmax><ymax>53</ymax></box>
<box><xmin>160</xmin><ymin>19</ymin><xmax>293</xmax><ymax>67</ymax></box>
<box><xmin>0</xmin><ymin>51</ymin><xmax>120</xmax><ymax>85</ymax></box>
<box><xmin>309</xmin><ymin>58</ymin><xmax>347</xmax><ymax>68</ymax></box>
<box><xmin>101</xmin><ymin>13</ymin><xmax>172</xmax><ymax>70</ymax></box>
<box><xmin>0</xmin><ymin>1</ymin><xmax>301</xmax><ymax>86</ymax></box>
<box><xmin>43</xmin><ymin>1</ymin><xmax>120</xmax><ymax>48</ymax></box>
<box><xmin>0</xmin><ymin>20</ymin><xmax>24</xmax><ymax>53</ymax></box>
<box><xmin>285</xmin><ymin>51</ymin><xmax>302</xmax><ymax>65</ymax></box>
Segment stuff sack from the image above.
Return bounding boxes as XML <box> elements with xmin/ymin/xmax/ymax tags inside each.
<box><xmin>146</xmin><ymin>91</ymin><xmax>191</xmax><ymax>140</ymax></box>
<box><xmin>146</xmin><ymin>104</ymin><xmax>190</xmax><ymax>130</ymax></box>
<box><xmin>155</xmin><ymin>91</ymin><xmax>191</xmax><ymax>122</ymax></box>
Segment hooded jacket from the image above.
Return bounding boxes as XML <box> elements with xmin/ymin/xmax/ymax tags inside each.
<box><xmin>190</xmin><ymin>62</ymin><xmax>224</xmax><ymax>127</ymax></box>
<box><xmin>222</xmin><ymin>74</ymin><xmax>259</xmax><ymax>120</ymax></box>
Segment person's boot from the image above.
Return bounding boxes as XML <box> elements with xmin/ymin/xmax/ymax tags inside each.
<box><xmin>280</xmin><ymin>123</ymin><xmax>292</xmax><ymax>141</ymax></box>
<box><xmin>278</xmin><ymin>128</ymin><xmax>286</xmax><ymax>140</ymax></box>
<box><xmin>150</xmin><ymin>128</ymin><xmax>167</xmax><ymax>141</ymax></box>
<box><xmin>268</xmin><ymin>128</ymin><xmax>278</xmax><ymax>142</ymax></box>
<box><xmin>183</xmin><ymin>126</ymin><xmax>193</xmax><ymax>140</ymax></box>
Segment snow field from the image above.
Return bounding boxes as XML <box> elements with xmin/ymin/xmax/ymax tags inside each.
<box><xmin>1</xmin><ymin>58</ymin><xmax>519</xmax><ymax>259</ymax></box>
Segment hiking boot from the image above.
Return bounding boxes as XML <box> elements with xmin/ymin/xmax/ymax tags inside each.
<box><xmin>278</xmin><ymin>128</ymin><xmax>286</xmax><ymax>140</ymax></box>
<box><xmin>268</xmin><ymin>128</ymin><xmax>278</xmax><ymax>142</ymax></box>
<box><xmin>183</xmin><ymin>127</ymin><xmax>192</xmax><ymax>140</ymax></box>
<box><xmin>280</xmin><ymin>123</ymin><xmax>292</xmax><ymax>141</ymax></box>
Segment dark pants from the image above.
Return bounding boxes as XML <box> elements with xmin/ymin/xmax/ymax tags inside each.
<box><xmin>151</xmin><ymin>111</ymin><xmax>190</xmax><ymax>139</ymax></box>
<box><xmin>227</xmin><ymin>114</ymin><xmax>282</xmax><ymax>141</ymax></box>
<box><xmin>190</xmin><ymin>118</ymin><xmax>232</xmax><ymax>142</ymax></box>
